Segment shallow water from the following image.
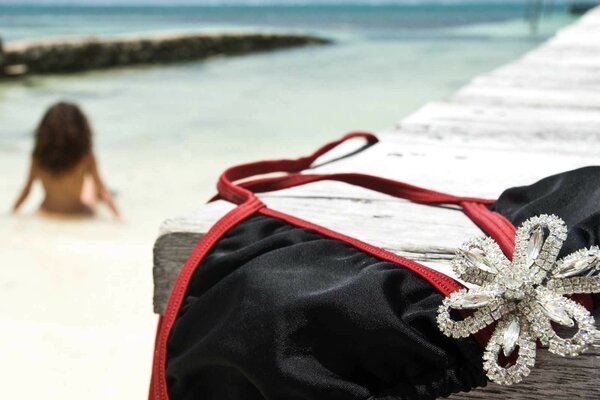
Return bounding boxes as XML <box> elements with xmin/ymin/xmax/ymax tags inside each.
<box><xmin>0</xmin><ymin>3</ymin><xmax>577</xmax><ymax>399</ymax></box>
<box><xmin>0</xmin><ymin>4</ymin><xmax>576</xmax><ymax>216</ymax></box>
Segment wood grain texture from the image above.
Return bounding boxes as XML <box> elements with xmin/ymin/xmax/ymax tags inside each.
<box><xmin>152</xmin><ymin>7</ymin><xmax>600</xmax><ymax>398</ymax></box>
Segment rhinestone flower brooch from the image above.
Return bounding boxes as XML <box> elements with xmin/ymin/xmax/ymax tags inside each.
<box><xmin>437</xmin><ymin>214</ymin><xmax>600</xmax><ymax>385</ymax></box>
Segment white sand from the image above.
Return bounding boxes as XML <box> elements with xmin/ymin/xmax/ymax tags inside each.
<box><xmin>0</xmin><ymin>185</ymin><xmax>157</xmax><ymax>398</ymax></box>
<box><xmin>0</xmin><ymin>147</ymin><xmax>213</xmax><ymax>399</ymax></box>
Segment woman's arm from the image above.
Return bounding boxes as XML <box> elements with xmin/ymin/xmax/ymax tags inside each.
<box><xmin>12</xmin><ymin>159</ymin><xmax>37</xmax><ymax>213</ymax></box>
<box><xmin>89</xmin><ymin>153</ymin><xmax>121</xmax><ymax>218</ymax></box>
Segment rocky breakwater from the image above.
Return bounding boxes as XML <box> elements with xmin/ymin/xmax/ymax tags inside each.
<box><xmin>0</xmin><ymin>31</ymin><xmax>330</xmax><ymax>76</ymax></box>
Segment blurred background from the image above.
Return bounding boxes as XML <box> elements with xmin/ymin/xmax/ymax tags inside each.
<box><xmin>0</xmin><ymin>0</ymin><xmax>589</xmax><ymax>398</ymax></box>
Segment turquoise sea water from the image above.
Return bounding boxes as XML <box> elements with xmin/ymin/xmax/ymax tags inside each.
<box><xmin>0</xmin><ymin>3</ymin><xmax>577</xmax><ymax>218</ymax></box>
<box><xmin>0</xmin><ymin>3</ymin><xmax>567</xmax><ymax>41</ymax></box>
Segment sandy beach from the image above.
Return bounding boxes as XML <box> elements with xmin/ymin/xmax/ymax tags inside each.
<box><xmin>1</xmin><ymin>165</ymin><xmax>158</xmax><ymax>398</ymax></box>
<box><xmin>0</xmin><ymin>3</ymin><xmax>578</xmax><ymax>399</ymax></box>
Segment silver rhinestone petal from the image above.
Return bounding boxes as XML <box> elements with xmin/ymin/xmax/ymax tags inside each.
<box><xmin>503</xmin><ymin>318</ymin><xmax>520</xmax><ymax>357</ymax></box>
<box><xmin>453</xmin><ymin>237</ymin><xmax>508</xmax><ymax>286</ymax></box>
<box><xmin>537</xmin><ymin>298</ymin><xmax>573</xmax><ymax>327</ymax></box>
<box><xmin>462</xmin><ymin>249</ymin><xmax>497</xmax><ymax>273</ymax></box>
<box><xmin>483</xmin><ymin>319</ymin><xmax>536</xmax><ymax>385</ymax></box>
<box><xmin>450</xmin><ymin>290</ymin><xmax>496</xmax><ymax>309</ymax></box>
<box><xmin>553</xmin><ymin>246</ymin><xmax>600</xmax><ymax>278</ymax></box>
<box><xmin>526</xmin><ymin>226</ymin><xmax>544</xmax><ymax>267</ymax></box>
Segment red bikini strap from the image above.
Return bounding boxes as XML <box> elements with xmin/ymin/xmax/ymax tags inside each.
<box><xmin>217</xmin><ymin>132</ymin><xmax>487</xmax><ymax>204</ymax></box>
<box><xmin>216</xmin><ymin>132</ymin><xmax>516</xmax><ymax>255</ymax></box>
<box><xmin>216</xmin><ymin>132</ymin><xmax>378</xmax><ymax>204</ymax></box>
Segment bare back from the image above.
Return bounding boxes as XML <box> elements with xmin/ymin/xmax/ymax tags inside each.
<box><xmin>37</xmin><ymin>155</ymin><xmax>95</xmax><ymax>215</ymax></box>
<box><xmin>12</xmin><ymin>153</ymin><xmax>120</xmax><ymax>218</ymax></box>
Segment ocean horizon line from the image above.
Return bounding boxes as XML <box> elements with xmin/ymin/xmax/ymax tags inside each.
<box><xmin>0</xmin><ymin>0</ymin><xmax>571</xmax><ymax>8</ymax></box>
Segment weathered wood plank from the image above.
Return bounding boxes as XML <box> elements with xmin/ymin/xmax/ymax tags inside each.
<box><xmin>455</xmin><ymin>85</ymin><xmax>600</xmax><ymax>108</ymax></box>
<box><xmin>401</xmin><ymin>102</ymin><xmax>600</xmax><ymax>140</ymax></box>
<box><xmin>152</xmin><ymin>7</ymin><xmax>600</xmax><ymax>398</ymax></box>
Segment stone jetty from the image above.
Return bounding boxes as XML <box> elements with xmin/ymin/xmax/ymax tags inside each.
<box><xmin>0</xmin><ymin>31</ymin><xmax>329</xmax><ymax>76</ymax></box>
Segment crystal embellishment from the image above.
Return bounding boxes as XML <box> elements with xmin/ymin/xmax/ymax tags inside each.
<box><xmin>437</xmin><ymin>214</ymin><xmax>600</xmax><ymax>385</ymax></box>
<box><xmin>502</xmin><ymin>319</ymin><xmax>520</xmax><ymax>357</ymax></box>
<box><xmin>526</xmin><ymin>226</ymin><xmax>544</xmax><ymax>267</ymax></box>
<box><xmin>537</xmin><ymin>298</ymin><xmax>574</xmax><ymax>327</ymax></box>
<box><xmin>450</xmin><ymin>291</ymin><xmax>495</xmax><ymax>309</ymax></box>
<box><xmin>555</xmin><ymin>255</ymin><xmax>597</xmax><ymax>278</ymax></box>
<box><xmin>462</xmin><ymin>249</ymin><xmax>498</xmax><ymax>273</ymax></box>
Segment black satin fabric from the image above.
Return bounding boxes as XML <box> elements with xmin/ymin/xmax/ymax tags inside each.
<box><xmin>492</xmin><ymin>166</ymin><xmax>600</xmax><ymax>306</ymax></box>
<box><xmin>166</xmin><ymin>215</ymin><xmax>486</xmax><ymax>400</ymax></box>
<box><xmin>491</xmin><ymin>166</ymin><xmax>600</xmax><ymax>258</ymax></box>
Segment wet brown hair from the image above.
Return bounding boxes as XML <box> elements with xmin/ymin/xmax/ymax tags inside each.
<box><xmin>33</xmin><ymin>102</ymin><xmax>92</xmax><ymax>174</ymax></box>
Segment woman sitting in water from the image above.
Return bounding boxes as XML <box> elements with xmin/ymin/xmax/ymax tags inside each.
<box><xmin>12</xmin><ymin>102</ymin><xmax>120</xmax><ymax>218</ymax></box>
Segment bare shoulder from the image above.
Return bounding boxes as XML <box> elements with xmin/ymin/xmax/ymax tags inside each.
<box><xmin>87</xmin><ymin>152</ymin><xmax>104</xmax><ymax>174</ymax></box>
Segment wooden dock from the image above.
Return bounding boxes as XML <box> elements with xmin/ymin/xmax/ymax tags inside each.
<box><xmin>0</xmin><ymin>31</ymin><xmax>328</xmax><ymax>76</ymax></box>
<box><xmin>153</xmin><ymin>7</ymin><xmax>600</xmax><ymax>399</ymax></box>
